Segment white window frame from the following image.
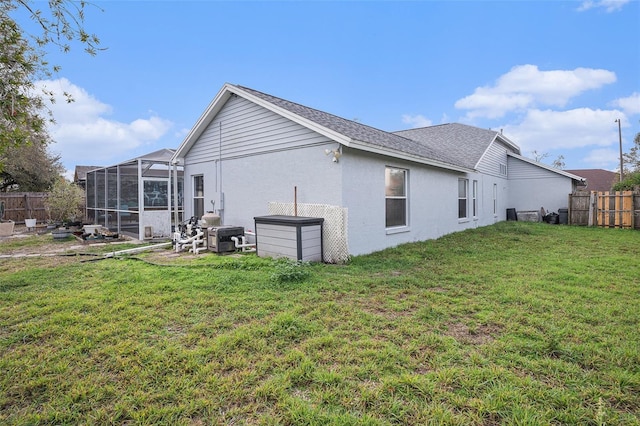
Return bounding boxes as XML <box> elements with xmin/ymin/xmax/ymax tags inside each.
<box><xmin>472</xmin><ymin>180</ymin><xmax>478</xmax><ymax>219</ymax></box>
<box><xmin>493</xmin><ymin>183</ymin><xmax>498</xmax><ymax>216</ymax></box>
<box><xmin>385</xmin><ymin>167</ymin><xmax>408</xmax><ymax>231</ymax></box>
<box><xmin>193</xmin><ymin>175</ymin><xmax>204</xmax><ymax>219</ymax></box>
<box><xmin>458</xmin><ymin>178</ymin><xmax>469</xmax><ymax>221</ymax></box>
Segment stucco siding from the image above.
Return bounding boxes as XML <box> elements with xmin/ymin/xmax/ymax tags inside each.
<box><xmin>183</xmin><ymin>143</ymin><xmax>343</xmax><ymax>234</ymax></box>
<box><xmin>184</xmin><ymin>95</ymin><xmax>333</xmax><ymax>166</ymax></box>
<box><xmin>342</xmin><ymin>151</ymin><xmax>509</xmax><ymax>256</ymax></box>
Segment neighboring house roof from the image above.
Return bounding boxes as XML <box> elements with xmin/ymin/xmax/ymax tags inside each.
<box><xmin>508</xmin><ymin>153</ymin><xmax>586</xmax><ymax>181</ymax></box>
<box><xmin>172</xmin><ymin>83</ymin><xmax>473</xmax><ymax>173</ymax></box>
<box><xmin>394</xmin><ymin>123</ymin><xmax>520</xmax><ymax>170</ymax></box>
<box><xmin>565</xmin><ymin>169</ymin><xmax>619</xmax><ymax>191</ymax></box>
<box><xmin>74</xmin><ymin>165</ymin><xmax>102</xmax><ymax>182</ymax></box>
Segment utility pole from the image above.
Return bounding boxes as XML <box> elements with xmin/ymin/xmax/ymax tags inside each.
<box><xmin>615</xmin><ymin>118</ymin><xmax>623</xmax><ymax>182</ymax></box>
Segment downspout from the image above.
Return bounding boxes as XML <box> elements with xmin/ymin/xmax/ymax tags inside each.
<box><xmin>219</xmin><ymin>122</ymin><xmax>223</xmax><ymax>224</ymax></box>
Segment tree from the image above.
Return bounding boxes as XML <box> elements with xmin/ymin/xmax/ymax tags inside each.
<box><xmin>530</xmin><ymin>150</ymin><xmax>549</xmax><ymax>162</ymax></box>
<box><xmin>44</xmin><ymin>177</ymin><xmax>84</xmax><ymax>223</ymax></box>
<box><xmin>0</xmin><ymin>6</ymin><xmax>48</xmax><ymax>161</ymax></box>
<box><xmin>552</xmin><ymin>154</ymin><xmax>565</xmax><ymax>170</ymax></box>
<box><xmin>0</xmin><ymin>0</ymin><xmax>101</xmax><ymax>166</ymax></box>
<box><xmin>613</xmin><ymin>131</ymin><xmax>640</xmax><ymax>191</ymax></box>
<box><xmin>530</xmin><ymin>150</ymin><xmax>565</xmax><ymax>169</ymax></box>
<box><xmin>612</xmin><ymin>171</ymin><xmax>640</xmax><ymax>191</ymax></box>
<box><xmin>0</xmin><ymin>137</ymin><xmax>64</xmax><ymax>191</ymax></box>
<box><xmin>622</xmin><ymin>131</ymin><xmax>640</xmax><ymax>173</ymax></box>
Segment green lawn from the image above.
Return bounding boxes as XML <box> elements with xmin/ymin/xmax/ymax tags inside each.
<box><xmin>1</xmin><ymin>222</ymin><xmax>639</xmax><ymax>425</ymax></box>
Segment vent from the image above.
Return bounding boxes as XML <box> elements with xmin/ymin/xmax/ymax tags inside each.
<box><xmin>144</xmin><ymin>226</ymin><xmax>153</xmax><ymax>239</ymax></box>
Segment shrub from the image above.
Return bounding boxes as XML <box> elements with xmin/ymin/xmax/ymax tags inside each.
<box><xmin>44</xmin><ymin>179</ymin><xmax>84</xmax><ymax>223</ymax></box>
<box><xmin>612</xmin><ymin>171</ymin><xmax>640</xmax><ymax>191</ymax></box>
<box><xmin>270</xmin><ymin>258</ymin><xmax>311</xmax><ymax>283</ymax></box>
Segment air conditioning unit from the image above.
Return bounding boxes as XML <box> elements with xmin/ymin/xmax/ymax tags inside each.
<box><xmin>207</xmin><ymin>226</ymin><xmax>244</xmax><ymax>253</ymax></box>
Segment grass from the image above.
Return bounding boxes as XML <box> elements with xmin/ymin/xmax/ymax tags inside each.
<box><xmin>0</xmin><ymin>222</ymin><xmax>639</xmax><ymax>425</ymax></box>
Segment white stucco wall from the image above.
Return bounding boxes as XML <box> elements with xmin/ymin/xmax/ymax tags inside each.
<box><xmin>341</xmin><ymin>149</ymin><xmax>509</xmax><ymax>256</ymax></box>
<box><xmin>183</xmin><ymin>143</ymin><xmax>343</xmax><ymax>233</ymax></box>
<box><xmin>183</xmin><ymin>142</ymin><xmax>513</xmax><ymax>257</ymax></box>
<box><xmin>508</xmin><ymin>177</ymin><xmax>572</xmax><ymax>214</ymax></box>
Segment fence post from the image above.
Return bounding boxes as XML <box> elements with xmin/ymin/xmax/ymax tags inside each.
<box><xmin>588</xmin><ymin>191</ymin><xmax>596</xmax><ymax>227</ymax></box>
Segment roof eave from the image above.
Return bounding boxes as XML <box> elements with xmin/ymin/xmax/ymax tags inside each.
<box><xmin>172</xmin><ymin>84</ymin><xmax>236</xmax><ymax>163</ymax></box>
<box><xmin>172</xmin><ymin>84</ymin><xmax>354</xmax><ymax>164</ymax></box>
<box><xmin>472</xmin><ymin>132</ymin><xmax>521</xmax><ymax>170</ymax></box>
<box><xmin>507</xmin><ymin>152</ymin><xmax>585</xmax><ymax>181</ymax></box>
<box><xmin>496</xmin><ymin>133</ymin><xmax>521</xmax><ymax>154</ymax></box>
<box><xmin>350</xmin><ymin>139</ymin><xmax>474</xmax><ymax>173</ymax></box>
<box><xmin>229</xmin><ymin>85</ymin><xmax>353</xmax><ymax>146</ymax></box>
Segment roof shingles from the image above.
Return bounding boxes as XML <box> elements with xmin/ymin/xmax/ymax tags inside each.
<box><xmin>235</xmin><ymin>85</ymin><xmax>469</xmax><ymax>169</ymax></box>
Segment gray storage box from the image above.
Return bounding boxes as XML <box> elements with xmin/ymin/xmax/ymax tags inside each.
<box><xmin>254</xmin><ymin>215</ymin><xmax>324</xmax><ymax>262</ymax></box>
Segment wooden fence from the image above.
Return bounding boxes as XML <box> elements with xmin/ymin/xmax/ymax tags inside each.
<box><xmin>568</xmin><ymin>191</ymin><xmax>640</xmax><ymax>229</ymax></box>
<box><xmin>0</xmin><ymin>193</ymin><xmax>49</xmax><ymax>224</ymax></box>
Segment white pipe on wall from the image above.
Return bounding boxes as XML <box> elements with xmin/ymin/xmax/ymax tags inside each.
<box><xmin>230</xmin><ymin>235</ymin><xmax>256</xmax><ymax>253</ymax></box>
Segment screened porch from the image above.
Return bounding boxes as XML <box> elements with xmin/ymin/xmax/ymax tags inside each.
<box><xmin>85</xmin><ymin>149</ymin><xmax>184</xmax><ymax>240</ymax></box>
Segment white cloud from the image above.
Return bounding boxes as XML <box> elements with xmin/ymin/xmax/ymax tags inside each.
<box><xmin>501</xmin><ymin>108</ymin><xmax>626</xmax><ymax>154</ymax></box>
<box><xmin>582</xmin><ymin>148</ymin><xmax>622</xmax><ymax>168</ymax></box>
<box><xmin>401</xmin><ymin>114</ymin><xmax>432</xmax><ymax>128</ymax></box>
<box><xmin>577</xmin><ymin>0</ymin><xmax>629</xmax><ymax>12</ymax></box>
<box><xmin>34</xmin><ymin>78</ymin><xmax>173</xmax><ymax>171</ymax></box>
<box><xmin>455</xmin><ymin>65</ymin><xmax>616</xmax><ymax>119</ymax></box>
<box><xmin>611</xmin><ymin>92</ymin><xmax>640</xmax><ymax>115</ymax></box>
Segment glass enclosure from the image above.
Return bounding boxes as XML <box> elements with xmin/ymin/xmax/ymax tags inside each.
<box><xmin>85</xmin><ymin>149</ymin><xmax>183</xmax><ymax>239</ymax></box>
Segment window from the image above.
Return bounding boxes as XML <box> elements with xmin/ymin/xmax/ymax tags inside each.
<box><xmin>458</xmin><ymin>178</ymin><xmax>468</xmax><ymax>219</ymax></box>
<box><xmin>499</xmin><ymin>163</ymin><xmax>507</xmax><ymax>176</ymax></box>
<box><xmin>385</xmin><ymin>167</ymin><xmax>407</xmax><ymax>228</ymax></box>
<box><xmin>472</xmin><ymin>180</ymin><xmax>478</xmax><ymax>218</ymax></box>
<box><xmin>493</xmin><ymin>183</ymin><xmax>498</xmax><ymax>215</ymax></box>
<box><xmin>193</xmin><ymin>175</ymin><xmax>204</xmax><ymax>219</ymax></box>
<box><xmin>144</xmin><ymin>180</ymin><xmax>169</xmax><ymax>208</ymax></box>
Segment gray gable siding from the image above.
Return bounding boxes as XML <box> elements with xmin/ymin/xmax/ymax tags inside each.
<box><xmin>476</xmin><ymin>141</ymin><xmax>510</xmax><ymax>178</ymax></box>
<box><xmin>508</xmin><ymin>156</ymin><xmax>560</xmax><ymax>179</ymax></box>
<box><xmin>184</xmin><ymin>95</ymin><xmax>333</xmax><ymax>166</ymax></box>
<box><xmin>236</xmin><ymin>86</ymin><xmax>465</xmax><ymax>170</ymax></box>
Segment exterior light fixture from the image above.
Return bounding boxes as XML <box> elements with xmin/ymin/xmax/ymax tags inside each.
<box><xmin>324</xmin><ymin>146</ymin><xmax>342</xmax><ymax>163</ymax></box>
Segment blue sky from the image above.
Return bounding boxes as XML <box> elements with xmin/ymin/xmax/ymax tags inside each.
<box><xmin>14</xmin><ymin>0</ymin><xmax>640</xmax><ymax>176</ymax></box>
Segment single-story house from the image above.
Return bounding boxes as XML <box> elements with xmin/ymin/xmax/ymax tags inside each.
<box><xmin>171</xmin><ymin>83</ymin><xmax>583</xmax><ymax>259</ymax></box>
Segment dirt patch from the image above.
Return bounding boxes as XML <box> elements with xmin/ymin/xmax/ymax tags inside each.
<box><xmin>443</xmin><ymin>321</ymin><xmax>501</xmax><ymax>345</ymax></box>
<box><xmin>0</xmin><ymin>225</ymin><xmax>142</xmax><ymax>272</ymax></box>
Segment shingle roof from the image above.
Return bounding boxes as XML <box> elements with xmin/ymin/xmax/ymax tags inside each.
<box><xmin>235</xmin><ymin>85</ymin><xmax>466</xmax><ymax>169</ymax></box>
<box><xmin>175</xmin><ymin>83</ymin><xmax>527</xmax><ymax>174</ymax></box>
<box><xmin>565</xmin><ymin>169</ymin><xmax>619</xmax><ymax>192</ymax></box>
<box><xmin>74</xmin><ymin>165</ymin><xmax>102</xmax><ymax>182</ymax></box>
<box><xmin>394</xmin><ymin>124</ymin><xmax>521</xmax><ymax>170</ymax></box>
